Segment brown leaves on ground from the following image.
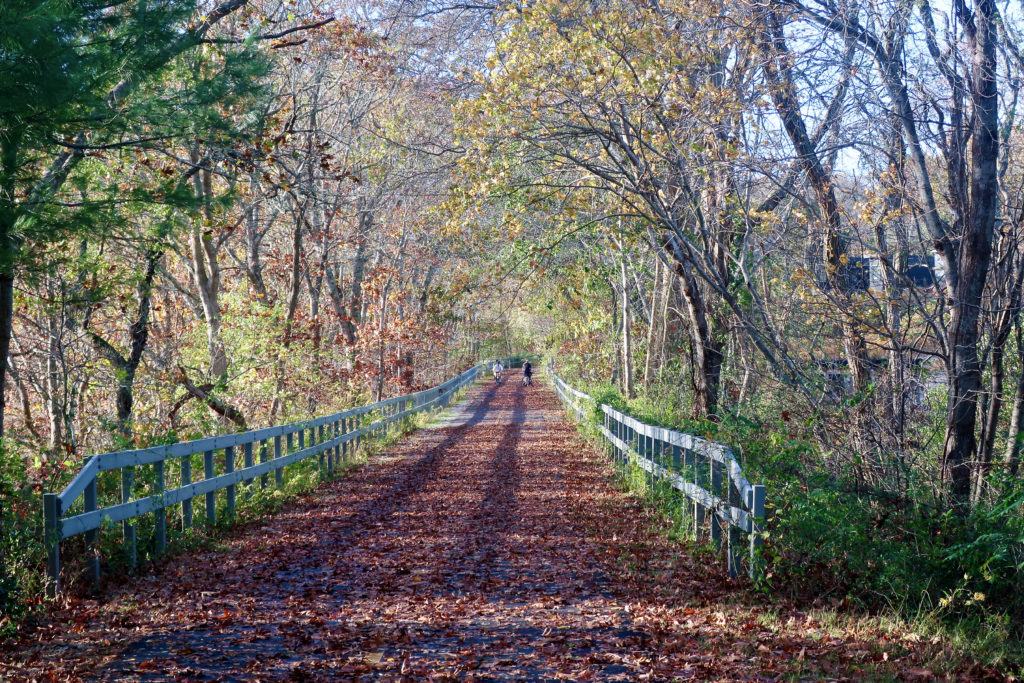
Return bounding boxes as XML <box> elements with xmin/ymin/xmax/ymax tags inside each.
<box><xmin>0</xmin><ymin>382</ymin><xmax>1003</xmax><ymax>681</ymax></box>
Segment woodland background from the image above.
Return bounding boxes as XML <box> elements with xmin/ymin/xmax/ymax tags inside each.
<box><xmin>1</xmin><ymin>0</ymin><xmax>1022</xmax><ymax>667</ymax></box>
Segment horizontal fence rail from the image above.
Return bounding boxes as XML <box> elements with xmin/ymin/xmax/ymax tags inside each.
<box><xmin>550</xmin><ymin>368</ymin><xmax>767</xmax><ymax>580</ymax></box>
<box><xmin>43</xmin><ymin>363</ymin><xmax>490</xmax><ymax>597</ymax></box>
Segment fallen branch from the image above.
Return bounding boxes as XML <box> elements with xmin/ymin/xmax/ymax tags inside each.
<box><xmin>175</xmin><ymin>368</ymin><xmax>248</xmax><ymax>430</ymax></box>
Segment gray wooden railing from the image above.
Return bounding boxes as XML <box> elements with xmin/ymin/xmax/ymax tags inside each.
<box><xmin>550</xmin><ymin>367</ymin><xmax>767</xmax><ymax>580</ymax></box>
<box><xmin>43</xmin><ymin>363</ymin><xmax>486</xmax><ymax>596</ymax></box>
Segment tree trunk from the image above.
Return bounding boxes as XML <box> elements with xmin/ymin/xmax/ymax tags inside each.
<box><xmin>875</xmin><ymin>102</ymin><xmax>911</xmax><ymax>458</ymax></box>
<box><xmin>655</xmin><ymin>260</ymin><xmax>671</xmax><ymax>383</ymax></box>
<box><xmin>375</xmin><ymin>278</ymin><xmax>392</xmax><ymax>403</ymax></box>
<box><xmin>6</xmin><ymin>355</ymin><xmax>37</xmax><ymax>439</ymax></box>
<box><xmin>1003</xmin><ymin>323</ymin><xmax>1024</xmax><ymax>476</ymax></box>
<box><xmin>0</xmin><ymin>271</ymin><xmax>11</xmax><ymax>590</ymax></box>
<box><xmin>270</xmin><ymin>216</ymin><xmax>304</xmax><ymax>419</ymax></box>
<box><xmin>86</xmin><ymin>249</ymin><xmax>161</xmax><ymax>437</ymax></box>
<box><xmin>341</xmin><ymin>203</ymin><xmax>371</xmax><ymax>346</ymax></box>
<box><xmin>45</xmin><ymin>319</ymin><xmax>64</xmax><ymax>454</ymax></box>
<box><xmin>304</xmin><ymin>267</ymin><xmax>322</xmax><ymax>366</ymax></box>
<box><xmin>973</xmin><ymin>344</ymin><xmax>1003</xmax><ymax>504</ymax></box>
<box><xmin>177</xmin><ymin>369</ymin><xmax>247</xmax><ymax>429</ymax></box>
<box><xmin>944</xmin><ymin>0</ymin><xmax>999</xmax><ymax>508</ymax></box>
<box><xmin>243</xmin><ymin>180</ymin><xmax>271</xmax><ymax>303</ymax></box>
<box><xmin>2</xmin><ymin>129</ymin><xmax>24</xmax><ymax>596</ymax></box>
<box><xmin>189</xmin><ymin>153</ymin><xmax>227</xmax><ymax>381</ymax></box>
<box><xmin>643</xmin><ymin>257</ymin><xmax>664</xmax><ymax>389</ymax></box>
<box><xmin>675</xmin><ymin>263</ymin><xmax>723</xmax><ymax>418</ymax></box>
<box><xmin>759</xmin><ymin>9</ymin><xmax>873</xmax><ymax>446</ymax></box>
<box><xmin>610</xmin><ymin>282</ymin><xmax>620</xmax><ymax>387</ymax></box>
<box><xmin>619</xmin><ymin>249</ymin><xmax>634</xmax><ymax>399</ymax></box>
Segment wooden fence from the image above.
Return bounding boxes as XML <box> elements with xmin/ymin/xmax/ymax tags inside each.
<box><xmin>550</xmin><ymin>368</ymin><xmax>767</xmax><ymax>580</ymax></box>
<box><xmin>43</xmin><ymin>363</ymin><xmax>485</xmax><ymax>597</ymax></box>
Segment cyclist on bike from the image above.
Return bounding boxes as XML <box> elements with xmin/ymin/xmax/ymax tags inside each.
<box><xmin>522</xmin><ymin>360</ymin><xmax>533</xmax><ymax>386</ymax></box>
<box><xmin>492</xmin><ymin>360</ymin><xmax>504</xmax><ymax>383</ymax></box>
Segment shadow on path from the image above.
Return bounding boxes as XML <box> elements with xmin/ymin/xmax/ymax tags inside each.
<box><xmin>0</xmin><ymin>379</ymin><xmax>926</xmax><ymax>682</ymax></box>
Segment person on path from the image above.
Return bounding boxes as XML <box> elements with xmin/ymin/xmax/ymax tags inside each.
<box><xmin>522</xmin><ymin>360</ymin><xmax>533</xmax><ymax>386</ymax></box>
<box><xmin>492</xmin><ymin>360</ymin><xmax>504</xmax><ymax>383</ymax></box>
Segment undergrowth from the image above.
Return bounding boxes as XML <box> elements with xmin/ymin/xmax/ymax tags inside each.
<box><xmin>551</xmin><ymin>371</ymin><xmax>1024</xmax><ymax>676</ymax></box>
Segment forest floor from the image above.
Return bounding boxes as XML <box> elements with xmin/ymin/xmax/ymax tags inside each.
<box><xmin>0</xmin><ymin>380</ymin><xmax>997</xmax><ymax>681</ymax></box>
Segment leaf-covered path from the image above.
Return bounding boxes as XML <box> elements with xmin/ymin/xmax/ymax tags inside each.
<box><xmin>3</xmin><ymin>380</ymin><xmax>951</xmax><ymax>681</ymax></box>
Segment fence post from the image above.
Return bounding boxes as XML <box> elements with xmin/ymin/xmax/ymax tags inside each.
<box><xmin>225</xmin><ymin>446</ymin><xmax>236</xmax><ymax>519</ymax></box>
<box><xmin>603</xmin><ymin>411</ymin><xmax>611</xmax><ymax>460</ymax></box>
<box><xmin>727</xmin><ymin>475</ymin><xmax>741</xmax><ymax>578</ymax></box>
<box><xmin>154</xmin><ymin>459</ymin><xmax>166</xmax><ymax>555</ymax></box>
<box><xmin>336</xmin><ymin>419</ymin><xmax>343</xmax><ymax>464</ymax></box>
<box><xmin>639</xmin><ymin>428</ymin><xmax>648</xmax><ymax>485</ymax></box>
<box><xmin>328</xmin><ymin>422</ymin><xmax>336</xmax><ymax>475</ymax></box>
<box><xmin>614</xmin><ymin>419</ymin><xmax>622</xmax><ymax>462</ymax></box>
<box><xmin>43</xmin><ymin>493</ymin><xmax>61</xmax><ymax>598</ymax></box>
<box><xmin>274</xmin><ymin>435</ymin><xmax>283</xmax><ymax>488</ymax></box>
<box><xmin>182</xmin><ymin>455</ymin><xmax>193</xmax><ymax>529</ymax></box>
<box><xmin>646</xmin><ymin>431</ymin><xmax>654</xmax><ymax>488</ymax></box>
<box><xmin>689</xmin><ymin>446</ymin><xmax>703</xmax><ymax>538</ymax></box>
<box><xmin>335</xmin><ymin>419</ymin><xmax>342</xmax><ymax>463</ymax></box>
<box><xmin>608</xmin><ymin>414</ymin><xmax>614</xmax><ymax>462</ymax></box>
<box><xmin>634</xmin><ymin>426</ymin><xmax>641</xmax><ymax>468</ymax></box>
<box><xmin>602</xmin><ymin>413</ymin><xmax>610</xmax><ymax>462</ymax></box>
<box><xmin>618</xmin><ymin>417</ymin><xmax>626</xmax><ymax>464</ymax></box>
<box><xmin>654</xmin><ymin>431</ymin><xmax>662</xmax><ymax>477</ymax></box>
<box><xmin>204</xmin><ymin>450</ymin><xmax>216</xmax><ymax>525</ymax></box>
<box><xmin>621</xmin><ymin>420</ymin><xmax>628</xmax><ymax>460</ymax></box>
<box><xmin>634</xmin><ymin>426</ymin><xmax>644</xmax><ymax>487</ymax></box>
<box><xmin>84</xmin><ymin>471</ymin><xmax>100</xmax><ymax>586</ymax></box>
<box><xmin>341</xmin><ymin>419</ymin><xmax>349</xmax><ymax>460</ymax></box>
<box><xmin>749</xmin><ymin>484</ymin><xmax>767</xmax><ymax>581</ymax></box>
<box><xmin>243</xmin><ymin>441</ymin><xmax>254</xmax><ymax>499</ymax></box>
<box><xmin>624</xmin><ymin>421</ymin><xmax>631</xmax><ymax>466</ymax></box>
<box><xmin>259</xmin><ymin>440</ymin><xmax>269</xmax><ymax>489</ymax></box>
<box><xmin>121</xmin><ymin>467</ymin><xmax>136</xmax><ymax>567</ymax></box>
<box><xmin>710</xmin><ymin>458</ymin><xmax>722</xmax><ymax>552</ymax></box>
<box><xmin>317</xmin><ymin>424</ymin><xmax>325</xmax><ymax>470</ymax></box>
<box><xmin>651</xmin><ymin>432</ymin><xmax>659</xmax><ymax>488</ymax></box>
<box><xmin>614</xmin><ymin>415</ymin><xmax>621</xmax><ymax>463</ymax></box>
<box><xmin>655</xmin><ymin>430</ymin><xmax>664</xmax><ymax>488</ymax></box>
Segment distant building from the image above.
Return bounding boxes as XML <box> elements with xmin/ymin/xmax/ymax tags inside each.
<box><xmin>822</xmin><ymin>254</ymin><xmax>940</xmax><ymax>294</ymax></box>
<box><xmin>813</xmin><ymin>355</ymin><xmax>946</xmax><ymax>405</ymax></box>
<box><xmin>904</xmin><ymin>254</ymin><xmax>938</xmax><ymax>287</ymax></box>
<box><xmin>841</xmin><ymin>257</ymin><xmax>871</xmax><ymax>292</ymax></box>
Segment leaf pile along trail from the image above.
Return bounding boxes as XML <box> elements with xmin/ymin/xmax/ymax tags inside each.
<box><xmin>3</xmin><ymin>381</ymin><xmax>956</xmax><ymax>681</ymax></box>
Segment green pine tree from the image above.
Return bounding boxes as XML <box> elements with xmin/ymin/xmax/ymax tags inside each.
<box><xmin>0</xmin><ymin>0</ymin><xmax>262</xmax><ymax>614</ymax></box>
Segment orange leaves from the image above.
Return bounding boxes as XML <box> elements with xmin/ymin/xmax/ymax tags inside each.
<box><xmin>0</xmin><ymin>384</ymin><xmax>975</xmax><ymax>681</ymax></box>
